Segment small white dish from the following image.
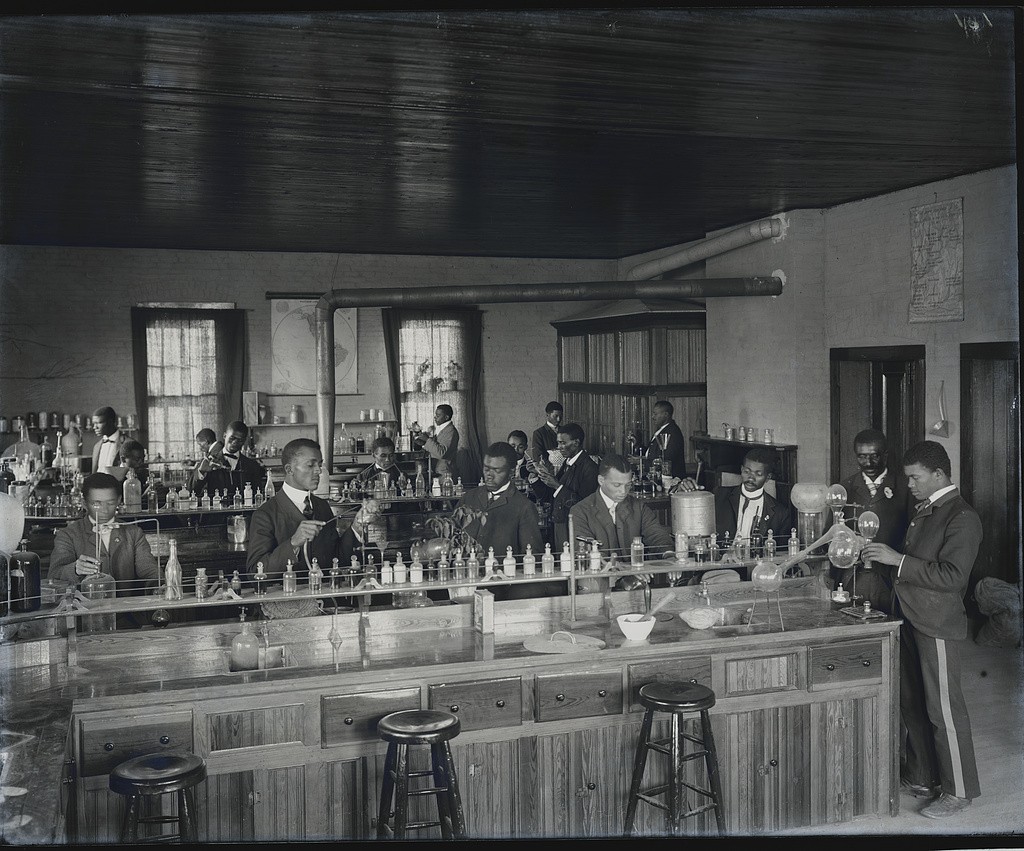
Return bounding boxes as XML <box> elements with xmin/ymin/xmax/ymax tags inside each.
<box><xmin>616</xmin><ymin>613</ymin><xmax>656</xmax><ymax>641</ymax></box>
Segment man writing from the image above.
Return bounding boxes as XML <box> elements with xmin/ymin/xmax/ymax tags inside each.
<box><xmin>835</xmin><ymin>428</ymin><xmax>912</xmax><ymax>612</ymax></box>
<box><xmin>189</xmin><ymin>421</ymin><xmax>267</xmax><ymax>499</ymax></box>
<box><xmin>531</xmin><ymin>422</ymin><xmax>599</xmax><ymax>549</ymax></box>
<box><xmin>861</xmin><ymin>440</ymin><xmax>982</xmax><ymax>819</ymax></box>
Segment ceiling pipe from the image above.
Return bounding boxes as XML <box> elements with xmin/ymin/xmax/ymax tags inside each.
<box><xmin>624</xmin><ymin>217</ymin><xmax>782</xmax><ymax>280</ymax></box>
<box><xmin>313</xmin><ymin>275</ymin><xmax>782</xmax><ymax>490</ymax></box>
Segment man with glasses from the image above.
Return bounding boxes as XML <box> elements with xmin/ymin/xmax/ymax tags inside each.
<box><xmin>353</xmin><ymin>436</ymin><xmax>401</xmax><ymax>490</ymax></box>
<box><xmin>190</xmin><ymin>420</ymin><xmax>267</xmax><ymax>499</ymax></box>
<box><xmin>50</xmin><ymin>472</ymin><xmax>159</xmax><ymax>596</ymax></box>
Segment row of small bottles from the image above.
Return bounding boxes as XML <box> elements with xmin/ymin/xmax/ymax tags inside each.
<box><xmin>342</xmin><ymin>470</ymin><xmax>469</xmax><ymax>501</ymax></box>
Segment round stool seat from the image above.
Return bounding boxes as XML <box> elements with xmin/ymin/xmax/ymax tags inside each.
<box><xmin>638</xmin><ymin>681</ymin><xmax>716</xmax><ymax>713</ymax></box>
<box><xmin>109</xmin><ymin>752</ymin><xmax>207</xmax><ymax>797</ymax></box>
<box><xmin>378</xmin><ymin>709</ymin><xmax>461</xmax><ymax>744</ymax></box>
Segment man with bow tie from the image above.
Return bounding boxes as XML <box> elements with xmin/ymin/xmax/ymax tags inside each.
<box><xmin>49</xmin><ymin>472</ymin><xmax>159</xmax><ymax>596</ymax></box>
<box><xmin>834</xmin><ymin>428</ymin><xmax>912</xmax><ymax>612</ymax></box>
<box><xmin>531</xmin><ymin>422</ymin><xmax>600</xmax><ymax>549</ymax></box>
<box><xmin>189</xmin><ymin>421</ymin><xmax>267</xmax><ymax>499</ymax></box>
<box><xmin>629</xmin><ymin>400</ymin><xmax>687</xmax><ymax>480</ymax></box>
<box><xmin>90</xmin><ymin>406</ymin><xmax>125</xmax><ymax>473</ymax></box>
<box><xmin>861</xmin><ymin>440</ymin><xmax>982</xmax><ymax>819</ymax></box>
<box><xmin>353</xmin><ymin>437</ymin><xmax>402</xmax><ymax>490</ymax></box>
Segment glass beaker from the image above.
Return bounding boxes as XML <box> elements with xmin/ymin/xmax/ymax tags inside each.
<box><xmin>81</xmin><ymin>571</ymin><xmax>117</xmax><ymax>631</ymax></box>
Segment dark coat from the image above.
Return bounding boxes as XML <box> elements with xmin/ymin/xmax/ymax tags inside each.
<box><xmin>569</xmin><ymin>491</ymin><xmax>674</xmax><ymax>558</ymax></box>
<box><xmin>894</xmin><ymin>489</ymin><xmax>983</xmax><ymax>641</ymax></box>
<box><xmin>194</xmin><ymin>454</ymin><xmax>267</xmax><ymax>500</ymax></box>
<box><xmin>840</xmin><ymin>468</ymin><xmax>912</xmax><ymax>549</ymax></box>
<box><xmin>532</xmin><ymin>451</ymin><xmax>600</xmax><ymax>525</ymax></box>
<box><xmin>455</xmin><ymin>485</ymin><xmax>544</xmax><ymax>558</ymax></box>
<box><xmin>91</xmin><ymin>432</ymin><xmax>126</xmax><ymax>474</ymax></box>
<box><xmin>714</xmin><ymin>485</ymin><xmax>792</xmax><ymax>542</ymax></box>
<box><xmin>530</xmin><ymin>422</ymin><xmax>559</xmax><ymax>462</ymax></box>
<box><xmin>353</xmin><ymin>462</ymin><xmax>402</xmax><ymax>489</ymax></box>
<box><xmin>246</xmin><ymin>490</ymin><xmax>357</xmax><ymax>581</ymax></box>
<box><xmin>644</xmin><ymin>420</ymin><xmax>687</xmax><ymax>479</ymax></box>
<box><xmin>49</xmin><ymin>516</ymin><xmax>159</xmax><ymax>594</ymax></box>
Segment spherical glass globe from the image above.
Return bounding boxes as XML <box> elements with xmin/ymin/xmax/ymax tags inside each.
<box><xmin>825</xmin><ymin>484</ymin><xmax>849</xmax><ymax>512</ymax></box>
<box><xmin>790</xmin><ymin>483</ymin><xmax>829</xmax><ymax>513</ymax></box>
<box><xmin>857</xmin><ymin>510</ymin><xmax>880</xmax><ymax>540</ymax></box>
<box><xmin>828</xmin><ymin>535</ymin><xmax>859</xmax><ymax>569</ymax></box>
<box><xmin>751</xmin><ymin>558</ymin><xmax>783</xmax><ymax>592</ymax></box>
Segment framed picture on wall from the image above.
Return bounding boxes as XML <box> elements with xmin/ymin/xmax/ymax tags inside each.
<box><xmin>270</xmin><ymin>298</ymin><xmax>358</xmax><ymax>394</ymax></box>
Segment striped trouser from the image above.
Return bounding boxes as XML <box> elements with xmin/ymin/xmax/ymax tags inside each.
<box><xmin>900</xmin><ymin>619</ymin><xmax>981</xmax><ymax>799</ymax></box>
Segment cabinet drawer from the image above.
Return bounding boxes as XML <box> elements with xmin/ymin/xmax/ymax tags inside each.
<box><xmin>428</xmin><ymin>677</ymin><xmax>522</xmax><ymax>732</ymax></box>
<box><xmin>809</xmin><ymin>640</ymin><xmax>883</xmax><ymax>689</ymax></box>
<box><xmin>627</xmin><ymin>656</ymin><xmax>711</xmax><ymax>712</ymax></box>
<box><xmin>78</xmin><ymin>710</ymin><xmax>193</xmax><ymax>777</ymax></box>
<box><xmin>535</xmin><ymin>670</ymin><xmax>622</xmax><ymax>722</ymax></box>
<box><xmin>322</xmin><ymin>687</ymin><xmax>421</xmax><ymax>746</ymax></box>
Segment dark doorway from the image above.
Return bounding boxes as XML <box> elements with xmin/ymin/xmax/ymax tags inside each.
<box><xmin>960</xmin><ymin>342</ymin><xmax>1021</xmax><ymax>589</ymax></box>
<box><xmin>830</xmin><ymin>346</ymin><xmax>926</xmax><ymax>484</ymax></box>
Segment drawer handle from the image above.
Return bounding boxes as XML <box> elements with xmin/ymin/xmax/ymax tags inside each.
<box><xmin>597</xmin><ymin>690</ymin><xmax>607</xmax><ymax>698</ymax></box>
<box><xmin>344</xmin><ymin>717</ymin><xmax>354</xmax><ymax>725</ymax></box>
<box><xmin>689</xmin><ymin>678</ymin><xmax>698</xmax><ymax>684</ymax></box>
<box><xmin>159</xmin><ymin>735</ymin><xmax>171</xmax><ymax>745</ymax></box>
<box><xmin>449</xmin><ymin>704</ymin><xmax>460</xmax><ymax>713</ymax></box>
<box><xmin>104</xmin><ymin>743</ymin><xmax>114</xmax><ymax>752</ymax></box>
<box><xmin>826</xmin><ymin>664</ymin><xmax>836</xmax><ymax>671</ymax></box>
<box><xmin>861</xmin><ymin>660</ymin><xmax>871</xmax><ymax>667</ymax></box>
<box><xmin>769</xmin><ymin>759</ymin><xmax>778</xmax><ymax>767</ymax></box>
<box><xmin>555</xmin><ymin>694</ymin><xmax>565</xmax><ymax>702</ymax></box>
<box><xmin>587</xmin><ymin>782</ymin><xmax>596</xmax><ymax>790</ymax></box>
<box><xmin>495</xmin><ymin>700</ymin><xmax>506</xmax><ymax>708</ymax></box>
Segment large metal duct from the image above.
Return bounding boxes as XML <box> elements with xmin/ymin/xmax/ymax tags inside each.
<box><xmin>313</xmin><ymin>274</ymin><xmax>783</xmax><ymax>487</ymax></box>
<box><xmin>624</xmin><ymin>217</ymin><xmax>783</xmax><ymax>281</ymax></box>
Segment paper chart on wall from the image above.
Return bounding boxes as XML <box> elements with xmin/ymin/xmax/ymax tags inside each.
<box><xmin>270</xmin><ymin>299</ymin><xmax>357</xmax><ymax>394</ymax></box>
<box><xmin>909</xmin><ymin>197</ymin><xmax>964</xmax><ymax>323</ymax></box>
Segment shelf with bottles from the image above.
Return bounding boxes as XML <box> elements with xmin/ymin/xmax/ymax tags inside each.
<box><xmin>250</xmin><ymin>419</ymin><xmax>398</xmax><ymax>429</ymax></box>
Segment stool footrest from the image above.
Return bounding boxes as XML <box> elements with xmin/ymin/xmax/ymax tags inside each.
<box><xmin>406</xmin><ymin>819</ymin><xmax>443</xmax><ymax>830</ymax></box>
<box><xmin>407</xmin><ymin>786</ymin><xmax>448</xmax><ymax>797</ymax></box>
<box><xmin>636</xmin><ymin>792</ymin><xmax>670</xmax><ymax>812</ymax></box>
<box><xmin>680</xmin><ymin>801</ymin><xmax>719</xmax><ymax>819</ymax></box>
<box><xmin>137</xmin><ymin>815</ymin><xmax>181</xmax><ymax>825</ymax></box>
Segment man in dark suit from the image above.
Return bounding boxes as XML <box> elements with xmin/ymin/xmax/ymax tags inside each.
<box><xmin>190</xmin><ymin>421</ymin><xmax>267</xmax><ymax>500</ymax></box>
<box><xmin>531</xmin><ymin>422</ymin><xmax>599</xmax><ymax>549</ymax></box>
<box><xmin>90</xmin><ymin>406</ymin><xmax>125</xmax><ymax>474</ymax></box>
<box><xmin>862</xmin><ymin>440</ymin><xmax>982</xmax><ymax>819</ymax></box>
<box><xmin>834</xmin><ymin>428</ymin><xmax>912</xmax><ymax>612</ymax></box>
<box><xmin>711</xmin><ymin>446</ymin><xmax>792</xmax><ymax>547</ymax></box>
<box><xmin>530</xmin><ymin>401</ymin><xmax>563</xmax><ymax>465</ymax></box>
<box><xmin>247</xmin><ymin>438</ymin><xmax>370</xmax><ymax>582</ymax></box>
<box><xmin>416</xmin><ymin>404</ymin><xmax>459</xmax><ymax>481</ymax></box>
<box><xmin>49</xmin><ymin>472</ymin><xmax>159</xmax><ymax>595</ymax></box>
<box><xmin>637</xmin><ymin>400</ymin><xmax>687</xmax><ymax>479</ymax></box>
<box><xmin>353</xmin><ymin>436</ymin><xmax>402</xmax><ymax>491</ymax></box>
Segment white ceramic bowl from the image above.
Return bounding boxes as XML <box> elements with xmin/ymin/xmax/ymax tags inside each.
<box><xmin>616</xmin><ymin>613</ymin><xmax>656</xmax><ymax>641</ymax></box>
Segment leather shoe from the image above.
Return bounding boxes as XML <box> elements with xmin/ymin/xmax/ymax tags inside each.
<box><xmin>920</xmin><ymin>793</ymin><xmax>972</xmax><ymax>819</ymax></box>
<box><xmin>900</xmin><ymin>777</ymin><xmax>939</xmax><ymax>798</ymax></box>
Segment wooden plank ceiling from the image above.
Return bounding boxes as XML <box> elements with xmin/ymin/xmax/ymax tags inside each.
<box><xmin>0</xmin><ymin>8</ymin><xmax>1015</xmax><ymax>258</ymax></box>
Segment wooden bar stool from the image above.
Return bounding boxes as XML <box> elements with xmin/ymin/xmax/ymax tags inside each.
<box><xmin>108</xmin><ymin>751</ymin><xmax>207</xmax><ymax>843</ymax></box>
<box><xmin>623</xmin><ymin>681</ymin><xmax>726</xmax><ymax>836</ymax></box>
<box><xmin>376</xmin><ymin>709</ymin><xmax>466</xmax><ymax>840</ymax></box>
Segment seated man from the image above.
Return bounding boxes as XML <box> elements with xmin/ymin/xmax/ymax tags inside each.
<box><xmin>247</xmin><ymin>438</ymin><xmax>378</xmax><ymax>583</ymax></box>
<box><xmin>190</xmin><ymin>421</ymin><xmax>267</xmax><ymax>499</ymax></box>
<box><xmin>49</xmin><ymin>472</ymin><xmax>159</xmax><ymax>596</ymax></box>
<box><xmin>195</xmin><ymin>428</ymin><xmax>216</xmax><ymax>458</ymax></box>
<box><xmin>119</xmin><ymin>439</ymin><xmax>149</xmax><ymax>492</ymax></box>
<box><xmin>530</xmin><ymin>422</ymin><xmax>599</xmax><ymax>549</ymax></box>
<box><xmin>353</xmin><ymin>436</ymin><xmax>401</xmax><ymax>490</ymax></box>
<box><xmin>506</xmin><ymin>430</ymin><xmax>533</xmax><ymax>483</ymax></box>
<box><xmin>454</xmin><ymin>442</ymin><xmax>549</xmax><ymax>600</ymax></box>
<box><xmin>570</xmin><ymin>454</ymin><xmax>675</xmax><ymax>591</ymax></box>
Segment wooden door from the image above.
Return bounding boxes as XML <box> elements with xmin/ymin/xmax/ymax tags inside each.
<box><xmin>960</xmin><ymin>343</ymin><xmax>1021</xmax><ymax>587</ymax></box>
<box><xmin>195</xmin><ymin>769</ymin><xmax>256</xmax><ymax>842</ymax></box>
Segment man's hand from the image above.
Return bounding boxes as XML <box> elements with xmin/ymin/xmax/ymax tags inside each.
<box><xmin>860</xmin><ymin>542</ymin><xmax>902</xmax><ymax>566</ymax></box>
<box><xmin>289</xmin><ymin>519</ymin><xmax>326</xmax><ymax>549</ymax></box>
<box><xmin>75</xmin><ymin>554</ymin><xmax>101</xmax><ymax>576</ymax></box>
<box><xmin>674</xmin><ymin>477</ymin><xmax>702</xmax><ymax>493</ymax></box>
<box><xmin>534</xmin><ymin>464</ymin><xmax>558</xmax><ymax>488</ymax></box>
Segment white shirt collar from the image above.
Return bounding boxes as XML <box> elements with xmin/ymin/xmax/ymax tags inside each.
<box><xmin>282</xmin><ymin>480</ymin><xmax>311</xmax><ymax>513</ymax></box>
<box><xmin>599</xmin><ymin>489</ymin><xmax>619</xmax><ymax>515</ymax></box>
<box><xmin>926</xmin><ymin>484</ymin><xmax>958</xmax><ymax>506</ymax></box>
<box><xmin>564</xmin><ymin>449</ymin><xmax>584</xmax><ymax>467</ymax></box>
<box><xmin>652</xmin><ymin>422</ymin><xmax>669</xmax><ymax>439</ymax></box>
<box><xmin>488</xmin><ymin>482</ymin><xmax>511</xmax><ymax>499</ymax></box>
<box><xmin>435</xmin><ymin>420</ymin><xmax>453</xmax><ymax>436</ymax></box>
<box><xmin>546</xmin><ymin>421</ymin><xmax>558</xmax><ymax>432</ymax></box>
<box><xmin>739</xmin><ymin>486</ymin><xmax>765</xmax><ymax>502</ymax></box>
<box><xmin>863</xmin><ymin>468</ymin><xmax>889</xmax><ymax>486</ymax></box>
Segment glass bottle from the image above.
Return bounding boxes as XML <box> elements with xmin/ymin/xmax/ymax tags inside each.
<box><xmin>541</xmin><ymin>542</ymin><xmax>554</xmax><ymax>574</ymax></box>
<box><xmin>503</xmin><ymin>546</ymin><xmax>517</xmax><ymax>579</ymax></box>
<box><xmin>452</xmin><ymin>548</ymin><xmax>465</xmax><ymax>582</ymax></box>
<box><xmin>283</xmin><ymin>560</ymin><xmax>297</xmax><ymax>595</ymax></box>
<box><xmin>230</xmin><ymin>610</ymin><xmax>260</xmax><ymax>672</ymax></box>
<box><xmin>80</xmin><ymin>571</ymin><xmax>116</xmax><ymax>631</ymax></box>
<box><xmin>123</xmin><ymin>467</ymin><xmax>142</xmax><ymax>513</ymax></box>
<box><xmin>40</xmin><ymin>433</ymin><xmax>54</xmax><ymax>468</ymax></box>
<box><xmin>708</xmin><ymin>535</ymin><xmax>720</xmax><ymax>563</ymax></box>
<box><xmin>164</xmin><ymin>538</ymin><xmax>183</xmax><ymax>601</ymax></box>
<box><xmin>187</xmin><ymin>487</ymin><xmax>198</xmax><ymax>510</ymax></box>
<box><xmin>393</xmin><ymin>552</ymin><xmax>407</xmax><ymax>584</ymax></box>
<box><xmin>523</xmin><ymin>543</ymin><xmax>536</xmax><ymax>575</ymax></box>
<box><xmin>264</xmin><ymin>470</ymin><xmax>276</xmax><ymax>502</ymax></box>
<box><xmin>559</xmin><ymin>541</ymin><xmax>572</xmax><ymax>574</ymax></box>
<box><xmin>410</xmin><ymin>552</ymin><xmax>424</xmax><ymax>584</ymax></box>
<box><xmin>194</xmin><ymin>567</ymin><xmax>208</xmax><ymax>601</ymax></box>
<box><xmin>764</xmin><ymin>529</ymin><xmax>777</xmax><ymax>558</ymax></box>
<box><xmin>10</xmin><ymin>540</ymin><xmax>41</xmax><ymax>613</ymax></box>
<box><xmin>437</xmin><ymin>550</ymin><xmax>450</xmax><ymax>582</ymax></box>
<box><xmin>230</xmin><ymin>570</ymin><xmax>243</xmax><ymax>595</ymax></box>
<box><xmin>243</xmin><ymin>482</ymin><xmax>253</xmax><ymax>507</ymax></box>
<box><xmin>381</xmin><ymin>559</ymin><xmax>394</xmax><ymax>585</ymax></box>
<box><xmin>466</xmin><ymin>547</ymin><xmax>479</xmax><ymax>579</ymax></box>
<box><xmin>415</xmin><ymin>466</ymin><xmax>426</xmax><ymax>497</ymax></box>
<box><xmin>788</xmin><ymin>528</ymin><xmax>801</xmax><ymax>555</ymax></box>
<box><xmin>200</xmin><ymin>491</ymin><xmax>211</xmax><ymax>511</ymax></box>
<box><xmin>165</xmin><ymin>485</ymin><xmax>177</xmax><ymax>512</ymax></box>
<box><xmin>253</xmin><ymin>561</ymin><xmax>267</xmax><ymax>596</ymax></box>
<box><xmin>630</xmin><ymin>535</ymin><xmax>645</xmax><ymax>568</ymax></box>
<box><xmin>484</xmin><ymin>546</ymin><xmax>497</xmax><ymax>574</ymax></box>
<box><xmin>589</xmin><ymin>540</ymin><xmax>603</xmax><ymax>572</ymax></box>
<box><xmin>329</xmin><ymin>557</ymin><xmax>340</xmax><ymax>591</ymax></box>
<box><xmin>308</xmin><ymin>557</ymin><xmax>323</xmax><ymax>594</ymax></box>
<box><xmin>431</xmin><ymin>475</ymin><xmax>442</xmax><ymax>497</ymax></box>
<box><xmin>233</xmin><ymin>488</ymin><xmax>243</xmax><ymax>509</ymax></box>
<box><xmin>454</xmin><ymin>477</ymin><xmax>464</xmax><ymax>497</ymax></box>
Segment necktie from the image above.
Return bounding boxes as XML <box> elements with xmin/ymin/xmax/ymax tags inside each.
<box><xmin>863</xmin><ymin>473</ymin><xmax>878</xmax><ymax>497</ymax></box>
<box><xmin>303</xmin><ymin>494</ymin><xmax>314</xmax><ymax>519</ymax></box>
<box><xmin>102</xmin><ymin>437</ymin><xmax>116</xmax><ymax>444</ymax></box>
<box><xmin>223</xmin><ymin>452</ymin><xmax>238</xmax><ymax>459</ymax></box>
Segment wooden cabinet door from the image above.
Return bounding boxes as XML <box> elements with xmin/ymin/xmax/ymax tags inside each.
<box><xmin>809</xmin><ymin>696</ymin><xmax>883</xmax><ymax>824</ymax></box>
<box><xmin>254</xmin><ymin>764</ymin><xmax>306</xmax><ymax>841</ymax></box>
<box><xmin>717</xmin><ymin>704</ymin><xmax>812</xmax><ymax>833</ymax></box>
<box><xmin>195</xmin><ymin>769</ymin><xmax>256</xmax><ymax>842</ymax></box>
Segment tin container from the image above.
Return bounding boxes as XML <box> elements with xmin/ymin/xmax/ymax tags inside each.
<box><xmin>724</xmin><ymin>426</ymin><xmax>734</xmax><ymax>441</ymax></box>
<box><xmin>737</xmin><ymin>426</ymin><xmax>746</xmax><ymax>441</ymax></box>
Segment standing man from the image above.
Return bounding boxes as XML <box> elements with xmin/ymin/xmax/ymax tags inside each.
<box><xmin>531</xmin><ymin>423</ymin><xmax>599</xmax><ymax>549</ymax></box>
<box><xmin>190</xmin><ymin>421</ymin><xmax>267</xmax><ymax>498</ymax></box>
<box><xmin>416</xmin><ymin>405</ymin><xmax>459</xmax><ymax>481</ymax></box>
<box><xmin>641</xmin><ymin>400</ymin><xmax>687</xmax><ymax>479</ymax></box>
<box><xmin>49</xmin><ymin>472</ymin><xmax>159</xmax><ymax>595</ymax></box>
<box><xmin>195</xmin><ymin>428</ymin><xmax>216</xmax><ymax>458</ymax></box>
<box><xmin>247</xmin><ymin>438</ymin><xmax>375</xmax><ymax>582</ymax></box>
<box><xmin>861</xmin><ymin>441</ymin><xmax>982</xmax><ymax>819</ymax></box>
<box><xmin>90</xmin><ymin>406</ymin><xmax>124</xmax><ymax>473</ymax></box>
<box><xmin>836</xmin><ymin>428</ymin><xmax>912</xmax><ymax>612</ymax></box>
<box><xmin>530</xmin><ymin>401</ymin><xmax>563</xmax><ymax>465</ymax></box>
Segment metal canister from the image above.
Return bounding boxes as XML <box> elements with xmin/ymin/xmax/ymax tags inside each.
<box><xmin>0</xmin><ymin>416</ymin><xmax>7</xmax><ymax>434</ymax></box>
<box><xmin>27</xmin><ymin>412</ymin><xmax>37</xmax><ymax>429</ymax></box>
<box><xmin>11</xmin><ymin>415</ymin><xmax>23</xmax><ymax>432</ymax></box>
<box><xmin>725</xmin><ymin>426</ymin><xmax>734</xmax><ymax>441</ymax></box>
<box><xmin>38</xmin><ymin>411</ymin><xmax>49</xmax><ymax>430</ymax></box>
<box><xmin>63</xmin><ymin>413</ymin><xmax>72</xmax><ymax>430</ymax></box>
<box><xmin>737</xmin><ymin>425</ymin><xmax>746</xmax><ymax>441</ymax></box>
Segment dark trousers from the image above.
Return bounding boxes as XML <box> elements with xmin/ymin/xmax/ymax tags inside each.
<box><xmin>899</xmin><ymin>614</ymin><xmax>981</xmax><ymax>799</ymax></box>
<box><xmin>832</xmin><ymin>563</ymin><xmax>894</xmax><ymax>613</ymax></box>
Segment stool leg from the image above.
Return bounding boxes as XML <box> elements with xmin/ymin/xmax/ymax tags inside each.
<box><xmin>668</xmin><ymin>712</ymin><xmax>683</xmax><ymax>836</ymax></box>
<box><xmin>392</xmin><ymin>743</ymin><xmax>410</xmax><ymax>840</ymax></box>
<box><xmin>700</xmin><ymin>709</ymin><xmax>726</xmax><ymax>835</ymax></box>
<box><xmin>623</xmin><ymin>708</ymin><xmax>655</xmax><ymax>836</ymax></box>
<box><xmin>179</xmin><ymin>786</ymin><xmax>199</xmax><ymax>843</ymax></box>
<box><xmin>430</xmin><ymin>743</ymin><xmax>453</xmax><ymax>840</ymax></box>
<box><xmin>440</xmin><ymin>742</ymin><xmax>466</xmax><ymax>840</ymax></box>
<box><xmin>377</xmin><ymin>742</ymin><xmax>397</xmax><ymax>839</ymax></box>
<box><xmin>121</xmin><ymin>795</ymin><xmax>141</xmax><ymax>844</ymax></box>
